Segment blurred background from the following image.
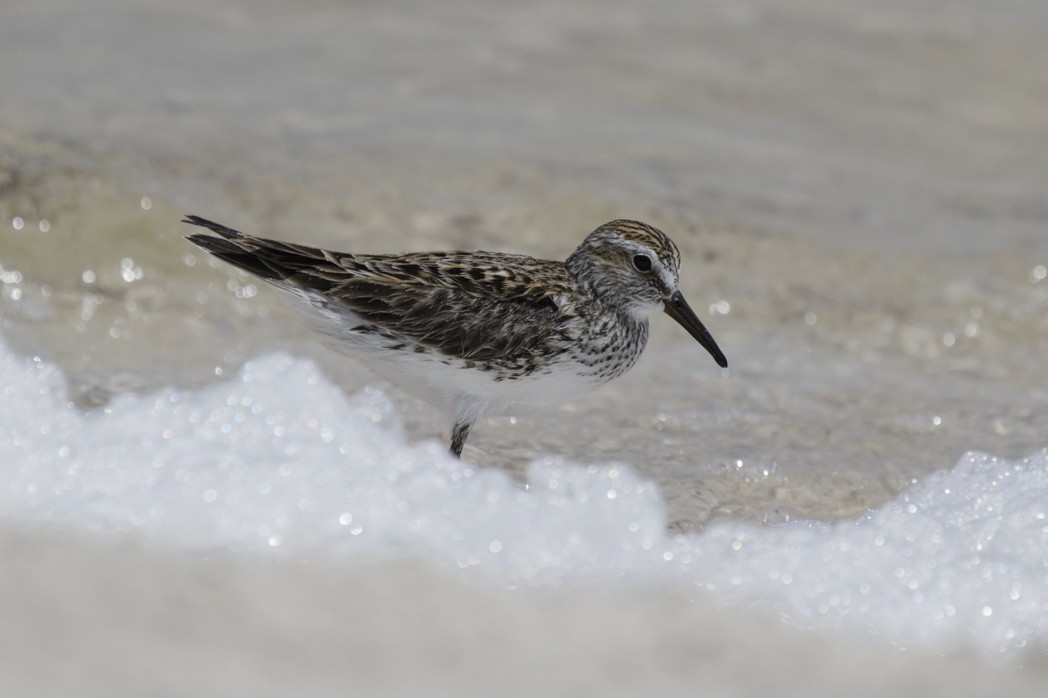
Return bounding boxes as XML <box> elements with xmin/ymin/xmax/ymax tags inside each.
<box><xmin>1</xmin><ymin>0</ymin><xmax>1047</xmax><ymax>695</ymax></box>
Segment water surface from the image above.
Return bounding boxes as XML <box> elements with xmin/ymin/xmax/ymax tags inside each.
<box><xmin>2</xmin><ymin>0</ymin><xmax>1047</xmax><ymax>694</ymax></box>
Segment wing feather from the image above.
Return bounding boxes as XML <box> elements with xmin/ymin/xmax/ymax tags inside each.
<box><xmin>184</xmin><ymin>216</ymin><xmax>580</xmax><ymax>365</ymax></box>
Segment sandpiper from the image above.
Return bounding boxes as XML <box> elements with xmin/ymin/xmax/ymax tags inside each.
<box><xmin>184</xmin><ymin>216</ymin><xmax>727</xmax><ymax>456</ymax></box>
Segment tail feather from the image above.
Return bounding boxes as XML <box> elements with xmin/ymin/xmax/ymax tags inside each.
<box><xmin>182</xmin><ymin>215</ymin><xmax>245</xmax><ymax>240</ymax></box>
<box><xmin>185</xmin><ymin>232</ymin><xmax>289</xmax><ymax>283</ymax></box>
<box><xmin>183</xmin><ymin>215</ymin><xmax>342</xmax><ymax>292</ymax></box>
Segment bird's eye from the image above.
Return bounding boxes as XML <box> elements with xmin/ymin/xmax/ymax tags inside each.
<box><xmin>632</xmin><ymin>254</ymin><xmax>653</xmax><ymax>272</ymax></box>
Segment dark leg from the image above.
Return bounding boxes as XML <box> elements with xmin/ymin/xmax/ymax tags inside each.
<box><xmin>450</xmin><ymin>419</ymin><xmax>473</xmax><ymax>458</ymax></box>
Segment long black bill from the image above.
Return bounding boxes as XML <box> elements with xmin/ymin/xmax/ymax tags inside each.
<box><xmin>662</xmin><ymin>290</ymin><xmax>728</xmax><ymax>368</ymax></box>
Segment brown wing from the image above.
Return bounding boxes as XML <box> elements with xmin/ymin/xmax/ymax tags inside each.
<box><xmin>334</xmin><ymin>280</ymin><xmax>575</xmax><ymax>364</ymax></box>
<box><xmin>184</xmin><ymin>215</ymin><xmax>580</xmax><ymax>365</ymax></box>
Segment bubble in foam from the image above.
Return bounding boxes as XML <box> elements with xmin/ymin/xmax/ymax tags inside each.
<box><xmin>1</xmin><ymin>333</ymin><xmax>1046</xmax><ymax>658</ymax></box>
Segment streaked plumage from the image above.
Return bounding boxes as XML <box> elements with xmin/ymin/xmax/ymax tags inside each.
<box><xmin>184</xmin><ymin>215</ymin><xmax>727</xmax><ymax>456</ymax></box>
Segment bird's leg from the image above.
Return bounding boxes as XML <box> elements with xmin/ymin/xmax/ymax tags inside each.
<box><xmin>449</xmin><ymin>394</ymin><xmax>483</xmax><ymax>458</ymax></box>
<box><xmin>449</xmin><ymin>419</ymin><xmax>473</xmax><ymax>458</ymax></box>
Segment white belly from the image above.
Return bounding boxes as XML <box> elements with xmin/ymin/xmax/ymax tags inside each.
<box><xmin>350</xmin><ymin>346</ymin><xmax>603</xmax><ymax>416</ymax></box>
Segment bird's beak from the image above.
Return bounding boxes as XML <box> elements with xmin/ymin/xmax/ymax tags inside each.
<box><xmin>662</xmin><ymin>290</ymin><xmax>728</xmax><ymax>368</ymax></box>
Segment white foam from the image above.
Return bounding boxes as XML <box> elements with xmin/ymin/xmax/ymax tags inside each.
<box><xmin>1</xmin><ymin>335</ymin><xmax>1046</xmax><ymax>657</ymax></box>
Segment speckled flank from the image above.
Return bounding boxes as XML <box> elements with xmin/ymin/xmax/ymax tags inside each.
<box><xmin>184</xmin><ymin>215</ymin><xmax>726</xmax><ymax>456</ymax></box>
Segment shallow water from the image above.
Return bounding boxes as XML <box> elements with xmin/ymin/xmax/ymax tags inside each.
<box><xmin>2</xmin><ymin>0</ymin><xmax>1048</xmax><ymax>694</ymax></box>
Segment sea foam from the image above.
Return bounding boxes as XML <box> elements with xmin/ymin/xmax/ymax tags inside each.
<box><xmin>1</xmin><ymin>334</ymin><xmax>1045</xmax><ymax>657</ymax></box>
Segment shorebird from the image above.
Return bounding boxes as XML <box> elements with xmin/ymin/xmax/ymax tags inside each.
<box><xmin>184</xmin><ymin>216</ymin><xmax>727</xmax><ymax>456</ymax></box>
